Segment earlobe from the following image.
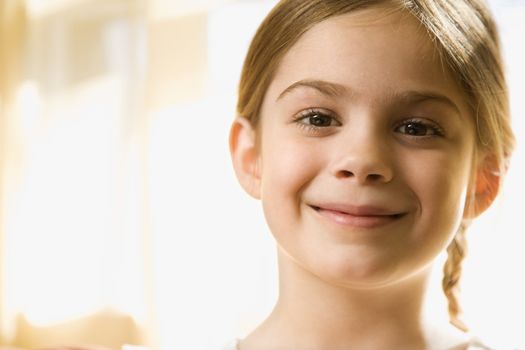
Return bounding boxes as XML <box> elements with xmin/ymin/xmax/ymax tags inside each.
<box><xmin>229</xmin><ymin>117</ymin><xmax>262</xmax><ymax>199</ymax></box>
<box><xmin>464</xmin><ymin>156</ymin><xmax>500</xmax><ymax>219</ymax></box>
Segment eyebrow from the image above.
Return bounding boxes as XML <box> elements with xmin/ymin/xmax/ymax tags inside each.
<box><xmin>277</xmin><ymin>79</ymin><xmax>348</xmax><ymax>100</ymax></box>
<box><xmin>276</xmin><ymin>79</ymin><xmax>461</xmax><ymax>114</ymax></box>
<box><xmin>397</xmin><ymin>90</ymin><xmax>461</xmax><ymax>114</ymax></box>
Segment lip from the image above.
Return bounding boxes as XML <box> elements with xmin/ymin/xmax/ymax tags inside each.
<box><xmin>309</xmin><ymin>203</ymin><xmax>406</xmax><ymax>229</ymax></box>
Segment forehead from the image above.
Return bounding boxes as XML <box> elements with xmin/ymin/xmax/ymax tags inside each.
<box><xmin>263</xmin><ymin>7</ymin><xmax>468</xmax><ymax>112</ymax></box>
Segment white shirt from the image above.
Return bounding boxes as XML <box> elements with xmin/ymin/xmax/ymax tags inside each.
<box><xmin>122</xmin><ymin>346</ymin><xmax>150</xmax><ymax>350</ymax></box>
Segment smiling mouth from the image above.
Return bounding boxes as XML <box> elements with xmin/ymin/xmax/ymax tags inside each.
<box><xmin>309</xmin><ymin>205</ymin><xmax>406</xmax><ymax>229</ymax></box>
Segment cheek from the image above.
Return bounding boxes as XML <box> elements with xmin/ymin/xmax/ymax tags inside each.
<box><xmin>403</xmin><ymin>149</ymin><xmax>471</xmax><ymax>238</ymax></box>
<box><xmin>259</xmin><ymin>133</ymin><xmax>322</xmax><ymax>199</ymax></box>
<box><xmin>258</xmin><ymin>134</ymin><xmax>323</xmax><ymax>237</ymax></box>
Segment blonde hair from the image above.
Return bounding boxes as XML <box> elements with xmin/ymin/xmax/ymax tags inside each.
<box><xmin>237</xmin><ymin>0</ymin><xmax>516</xmax><ymax>331</ymax></box>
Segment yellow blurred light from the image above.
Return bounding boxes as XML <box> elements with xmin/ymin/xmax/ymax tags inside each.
<box><xmin>25</xmin><ymin>0</ymin><xmax>86</xmax><ymax>17</ymax></box>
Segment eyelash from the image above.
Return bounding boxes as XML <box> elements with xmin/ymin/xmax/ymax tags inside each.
<box><xmin>293</xmin><ymin>109</ymin><xmax>445</xmax><ymax>138</ymax></box>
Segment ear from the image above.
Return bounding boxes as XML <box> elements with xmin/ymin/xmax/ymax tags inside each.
<box><xmin>464</xmin><ymin>155</ymin><xmax>500</xmax><ymax>219</ymax></box>
<box><xmin>229</xmin><ymin>117</ymin><xmax>261</xmax><ymax>199</ymax></box>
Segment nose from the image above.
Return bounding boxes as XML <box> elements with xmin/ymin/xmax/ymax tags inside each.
<box><xmin>331</xmin><ymin>135</ymin><xmax>394</xmax><ymax>185</ymax></box>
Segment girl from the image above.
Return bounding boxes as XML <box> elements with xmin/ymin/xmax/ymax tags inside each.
<box><xmin>227</xmin><ymin>0</ymin><xmax>515</xmax><ymax>349</ymax></box>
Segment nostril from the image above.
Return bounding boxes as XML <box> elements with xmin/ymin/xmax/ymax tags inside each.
<box><xmin>338</xmin><ymin>170</ymin><xmax>354</xmax><ymax>178</ymax></box>
<box><xmin>367</xmin><ymin>173</ymin><xmax>383</xmax><ymax>181</ymax></box>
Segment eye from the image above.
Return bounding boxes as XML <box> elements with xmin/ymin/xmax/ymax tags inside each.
<box><xmin>294</xmin><ymin>109</ymin><xmax>340</xmax><ymax>130</ymax></box>
<box><xmin>395</xmin><ymin>118</ymin><xmax>444</xmax><ymax>137</ymax></box>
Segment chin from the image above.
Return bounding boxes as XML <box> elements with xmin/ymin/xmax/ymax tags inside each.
<box><xmin>303</xmin><ymin>250</ymin><xmax>409</xmax><ymax>290</ymax></box>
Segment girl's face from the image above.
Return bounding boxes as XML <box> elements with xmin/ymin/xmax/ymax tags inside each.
<box><xmin>248</xmin><ymin>8</ymin><xmax>478</xmax><ymax>288</ymax></box>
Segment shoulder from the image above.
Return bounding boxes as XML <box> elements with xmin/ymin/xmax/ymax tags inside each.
<box><xmin>465</xmin><ymin>337</ymin><xmax>493</xmax><ymax>350</ymax></box>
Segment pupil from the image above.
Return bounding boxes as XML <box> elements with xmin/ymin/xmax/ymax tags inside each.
<box><xmin>407</xmin><ymin>123</ymin><xmax>426</xmax><ymax>135</ymax></box>
<box><xmin>310</xmin><ymin>114</ymin><xmax>329</xmax><ymax>126</ymax></box>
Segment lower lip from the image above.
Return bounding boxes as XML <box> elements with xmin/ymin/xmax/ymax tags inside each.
<box><xmin>311</xmin><ymin>206</ymin><xmax>403</xmax><ymax>229</ymax></box>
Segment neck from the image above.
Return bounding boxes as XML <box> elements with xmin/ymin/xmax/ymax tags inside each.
<box><xmin>242</xmin><ymin>248</ymin><xmax>435</xmax><ymax>350</ymax></box>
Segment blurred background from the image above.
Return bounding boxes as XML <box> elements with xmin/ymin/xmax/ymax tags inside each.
<box><xmin>0</xmin><ymin>0</ymin><xmax>524</xmax><ymax>349</ymax></box>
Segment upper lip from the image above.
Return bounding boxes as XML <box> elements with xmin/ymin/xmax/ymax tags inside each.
<box><xmin>309</xmin><ymin>203</ymin><xmax>404</xmax><ymax>217</ymax></box>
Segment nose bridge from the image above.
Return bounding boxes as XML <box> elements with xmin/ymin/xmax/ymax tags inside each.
<box><xmin>331</xmin><ymin>117</ymin><xmax>394</xmax><ymax>184</ymax></box>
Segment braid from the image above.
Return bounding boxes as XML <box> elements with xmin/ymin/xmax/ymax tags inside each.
<box><xmin>442</xmin><ymin>222</ymin><xmax>469</xmax><ymax>332</ymax></box>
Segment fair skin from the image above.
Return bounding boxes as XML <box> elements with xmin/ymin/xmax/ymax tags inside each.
<box><xmin>231</xmin><ymin>7</ymin><xmax>498</xmax><ymax>350</ymax></box>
